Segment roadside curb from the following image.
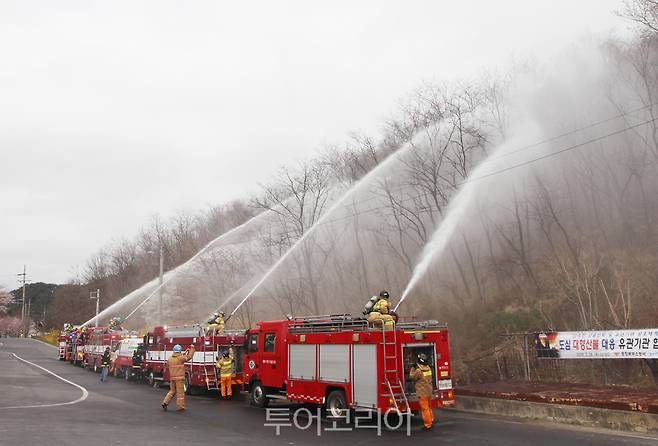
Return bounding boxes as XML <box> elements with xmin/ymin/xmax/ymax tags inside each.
<box><xmin>450</xmin><ymin>395</ymin><xmax>658</xmax><ymax>435</ymax></box>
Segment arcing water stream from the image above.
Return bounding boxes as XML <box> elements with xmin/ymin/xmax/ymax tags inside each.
<box><xmin>80</xmin><ymin>209</ymin><xmax>273</xmax><ymax>327</ymax></box>
<box><xmin>81</xmin><ymin>129</ymin><xmax>423</xmax><ymax>327</ymax></box>
<box><xmin>394</xmin><ymin>106</ymin><xmax>655</xmax><ymax>311</ymax></box>
<box><xmin>225</xmin><ymin>136</ymin><xmax>423</xmax><ymax>318</ymax></box>
<box><xmin>393</xmin><ymin>137</ymin><xmax>519</xmax><ymax>311</ymax></box>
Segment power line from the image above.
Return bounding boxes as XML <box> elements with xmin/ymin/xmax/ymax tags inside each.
<box><xmin>486</xmin><ymin>102</ymin><xmax>657</xmax><ymax>161</ymax></box>
<box><xmin>115</xmin><ymin>108</ymin><xmax>658</xmax><ymax>319</ymax></box>
<box><xmin>220</xmin><ymin>113</ymin><xmax>658</xmax><ymax>244</ymax></box>
<box><xmin>166</xmin><ymin>114</ymin><xmax>658</xmax><ymax>269</ymax></box>
<box><xmin>461</xmin><ymin>116</ymin><xmax>658</xmax><ymax>183</ymax></box>
<box><xmin>209</xmin><ymin>115</ymin><xmax>658</xmax><ymax>315</ymax></box>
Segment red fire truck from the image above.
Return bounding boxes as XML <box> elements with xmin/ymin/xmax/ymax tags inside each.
<box><xmin>243</xmin><ymin>315</ymin><xmax>454</xmax><ymax>418</ymax></box>
<box><xmin>70</xmin><ymin>327</ymin><xmax>95</xmax><ymax>366</ymax></box>
<box><xmin>59</xmin><ymin>324</ymin><xmax>84</xmax><ymax>361</ymax></box>
<box><xmin>58</xmin><ymin>326</ymin><xmax>72</xmax><ymax>360</ymax></box>
<box><xmin>84</xmin><ymin>327</ymin><xmax>125</xmax><ymax>372</ymax></box>
<box><xmin>143</xmin><ymin>324</ymin><xmax>246</xmax><ymax>394</ymax></box>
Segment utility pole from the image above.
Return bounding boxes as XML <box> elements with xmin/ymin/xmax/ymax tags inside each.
<box><xmin>17</xmin><ymin>265</ymin><xmax>27</xmax><ymax>321</ymax></box>
<box><xmin>90</xmin><ymin>289</ymin><xmax>100</xmax><ymax>327</ymax></box>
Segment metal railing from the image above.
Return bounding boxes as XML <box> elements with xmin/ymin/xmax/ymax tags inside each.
<box><xmin>288</xmin><ymin>314</ymin><xmax>447</xmax><ymax>334</ymax></box>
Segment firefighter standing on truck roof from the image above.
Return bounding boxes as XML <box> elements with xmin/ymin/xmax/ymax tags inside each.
<box><xmin>215</xmin><ymin>348</ymin><xmax>235</xmax><ymax>399</ymax></box>
<box><xmin>161</xmin><ymin>344</ymin><xmax>195</xmax><ymax>412</ymax></box>
<box><xmin>410</xmin><ymin>353</ymin><xmax>435</xmax><ymax>431</ymax></box>
<box><xmin>365</xmin><ymin>290</ymin><xmax>395</xmax><ymax>330</ymax></box>
<box><xmin>207</xmin><ymin>311</ymin><xmax>225</xmax><ymax>336</ymax></box>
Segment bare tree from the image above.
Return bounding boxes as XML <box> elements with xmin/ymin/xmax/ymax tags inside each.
<box><xmin>621</xmin><ymin>0</ymin><xmax>658</xmax><ymax>34</ymax></box>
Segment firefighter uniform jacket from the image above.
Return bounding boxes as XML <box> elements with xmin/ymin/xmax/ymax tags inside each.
<box><xmin>216</xmin><ymin>357</ymin><xmax>234</xmax><ymax>378</ymax></box>
<box><xmin>410</xmin><ymin>364</ymin><xmax>433</xmax><ymax>398</ymax></box>
<box><xmin>101</xmin><ymin>351</ymin><xmax>111</xmax><ymax>367</ymax></box>
<box><xmin>167</xmin><ymin>347</ymin><xmax>195</xmax><ymax>381</ymax></box>
<box><xmin>372</xmin><ymin>298</ymin><xmax>391</xmax><ymax>314</ymax></box>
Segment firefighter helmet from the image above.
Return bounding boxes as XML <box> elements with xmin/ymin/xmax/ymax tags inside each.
<box><xmin>173</xmin><ymin>344</ymin><xmax>182</xmax><ymax>353</ymax></box>
<box><xmin>222</xmin><ymin>351</ymin><xmax>230</xmax><ymax>358</ymax></box>
<box><xmin>418</xmin><ymin>353</ymin><xmax>428</xmax><ymax>364</ymax></box>
<box><xmin>379</xmin><ymin>290</ymin><xmax>390</xmax><ymax>299</ymax></box>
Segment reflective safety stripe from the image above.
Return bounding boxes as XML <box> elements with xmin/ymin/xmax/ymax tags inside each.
<box><xmin>423</xmin><ymin>370</ymin><xmax>432</xmax><ymax>378</ymax></box>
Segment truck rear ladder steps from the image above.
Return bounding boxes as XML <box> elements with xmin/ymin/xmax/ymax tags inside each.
<box><xmin>202</xmin><ymin>335</ymin><xmax>220</xmax><ymax>391</ymax></box>
<box><xmin>380</xmin><ymin>323</ymin><xmax>411</xmax><ymax>415</ymax></box>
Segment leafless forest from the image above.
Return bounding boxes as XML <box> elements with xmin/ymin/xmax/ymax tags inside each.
<box><xmin>39</xmin><ymin>2</ymin><xmax>658</xmax><ymax>387</ymax></box>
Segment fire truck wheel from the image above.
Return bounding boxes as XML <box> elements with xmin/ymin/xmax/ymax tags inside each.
<box><xmin>148</xmin><ymin>371</ymin><xmax>156</xmax><ymax>387</ymax></box>
<box><xmin>250</xmin><ymin>381</ymin><xmax>269</xmax><ymax>407</ymax></box>
<box><xmin>93</xmin><ymin>363</ymin><xmax>98</xmax><ymax>373</ymax></box>
<box><xmin>113</xmin><ymin>367</ymin><xmax>118</xmax><ymax>378</ymax></box>
<box><xmin>325</xmin><ymin>390</ymin><xmax>347</xmax><ymax>419</ymax></box>
<box><xmin>184</xmin><ymin>375</ymin><xmax>192</xmax><ymax>395</ymax></box>
<box><xmin>125</xmin><ymin>369</ymin><xmax>130</xmax><ymax>381</ymax></box>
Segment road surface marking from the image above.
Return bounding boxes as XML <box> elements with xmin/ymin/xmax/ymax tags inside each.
<box><xmin>0</xmin><ymin>352</ymin><xmax>89</xmax><ymax>410</ymax></box>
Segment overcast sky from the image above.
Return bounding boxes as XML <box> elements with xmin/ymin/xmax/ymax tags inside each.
<box><xmin>0</xmin><ymin>0</ymin><xmax>630</xmax><ymax>286</ymax></box>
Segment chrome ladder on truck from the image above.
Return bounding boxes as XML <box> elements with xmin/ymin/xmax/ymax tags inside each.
<box><xmin>202</xmin><ymin>333</ymin><xmax>220</xmax><ymax>391</ymax></box>
<box><xmin>381</xmin><ymin>324</ymin><xmax>411</xmax><ymax>415</ymax></box>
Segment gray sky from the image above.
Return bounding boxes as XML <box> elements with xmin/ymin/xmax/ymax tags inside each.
<box><xmin>0</xmin><ymin>0</ymin><xmax>630</xmax><ymax>285</ymax></box>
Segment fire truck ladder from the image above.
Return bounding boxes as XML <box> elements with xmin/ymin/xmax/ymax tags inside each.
<box><xmin>203</xmin><ymin>336</ymin><xmax>220</xmax><ymax>391</ymax></box>
<box><xmin>381</xmin><ymin>324</ymin><xmax>411</xmax><ymax>415</ymax></box>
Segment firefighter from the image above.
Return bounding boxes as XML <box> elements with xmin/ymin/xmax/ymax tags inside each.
<box><xmin>207</xmin><ymin>311</ymin><xmax>225</xmax><ymax>336</ymax></box>
<box><xmin>108</xmin><ymin>316</ymin><xmax>122</xmax><ymax>331</ymax></box>
<box><xmin>366</xmin><ymin>290</ymin><xmax>395</xmax><ymax>330</ymax></box>
<box><xmin>161</xmin><ymin>344</ymin><xmax>195</xmax><ymax>412</ymax></box>
<box><xmin>215</xmin><ymin>349</ymin><xmax>235</xmax><ymax>399</ymax></box>
<box><xmin>130</xmin><ymin>348</ymin><xmax>143</xmax><ymax>380</ymax></box>
<box><xmin>100</xmin><ymin>347</ymin><xmax>111</xmax><ymax>382</ymax></box>
<box><xmin>410</xmin><ymin>353</ymin><xmax>435</xmax><ymax>430</ymax></box>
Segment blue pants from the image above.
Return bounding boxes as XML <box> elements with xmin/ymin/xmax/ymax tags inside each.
<box><xmin>100</xmin><ymin>366</ymin><xmax>109</xmax><ymax>382</ymax></box>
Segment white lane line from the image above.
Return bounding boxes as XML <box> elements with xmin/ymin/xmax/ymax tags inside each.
<box><xmin>0</xmin><ymin>352</ymin><xmax>89</xmax><ymax>409</ymax></box>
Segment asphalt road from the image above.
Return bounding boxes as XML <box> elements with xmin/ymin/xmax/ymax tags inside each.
<box><xmin>0</xmin><ymin>338</ymin><xmax>656</xmax><ymax>446</ymax></box>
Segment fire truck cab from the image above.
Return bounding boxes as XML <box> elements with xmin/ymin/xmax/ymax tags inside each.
<box><xmin>111</xmin><ymin>336</ymin><xmax>142</xmax><ymax>379</ymax></box>
<box><xmin>243</xmin><ymin>314</ymin><xmax>454</xmax><ymax>418</ymax></box>
<box><xmin>143</xmin><ymin>324</ymin><xmax>246</xmax><ymax>394</ymax></box>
